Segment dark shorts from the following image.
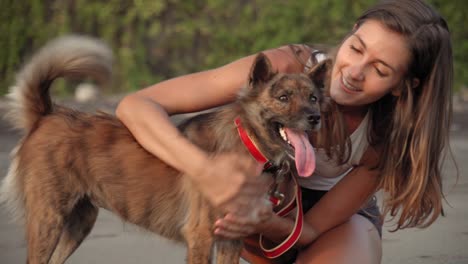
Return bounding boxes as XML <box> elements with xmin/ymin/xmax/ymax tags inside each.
<box><xmin>301</xmin><ymin>188</ymin><xmax>383</xmax><ymax>237</ymax></box>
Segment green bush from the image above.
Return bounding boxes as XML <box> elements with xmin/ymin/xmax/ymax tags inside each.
<box><xmin>1</xmin><ymin>0</ymin><xmax>466</xmax><ymax>96</ymax></box>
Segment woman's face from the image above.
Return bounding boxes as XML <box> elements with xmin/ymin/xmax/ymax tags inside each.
<box><xmin>330</xmin><ymin>19</ymin><xmax>411</xmax><ymax>109</ymax></box>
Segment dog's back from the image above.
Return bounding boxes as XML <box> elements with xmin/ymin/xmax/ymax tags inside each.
<box><xmin>18</xmin><ymin>109</ymin><xmax>188</xmax><ymax>226</ymax></box>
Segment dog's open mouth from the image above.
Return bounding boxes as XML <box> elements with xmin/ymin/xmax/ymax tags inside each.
<box><xmin>276</xmin><ymin>125</ymin><xmax>316</xmax><ymax>177</ymax></box>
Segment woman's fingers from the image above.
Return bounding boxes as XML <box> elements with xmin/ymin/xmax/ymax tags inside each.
<box><xmin>214</xmin><ymin>204</ymin><xmax>273</xmax><ymax>239</ymax></box>
<box><xmin>214</xmin><ymin>217</ymin><xmax>255</xmax><ymax>238</ymax></box>
<box><xmin>214</xmin><ymin>227</ymin><xmax>251</xmax><ymax>239</ymax></box>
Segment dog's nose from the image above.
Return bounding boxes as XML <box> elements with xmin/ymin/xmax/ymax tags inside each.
<box><xmin>308</xmin><ymin>114</ymin><xmax>321</xmax><ymax>124</ymax></box>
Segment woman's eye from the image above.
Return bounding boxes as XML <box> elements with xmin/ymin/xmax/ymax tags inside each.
<box><xmin>279</xmin><ymin>95</ymin><xmax>288</xmax><ymax>102</ymax></box>
<box><xmin>310</xmin><ymin>95</ymin><xmax>318</xmax><ymax>103</ymax></box>
<box><xmin>375</xmin><ymin>67</ymin><xmax>388</xmax><ymax>77</ymax></box>
<box><xmin>350</xmin><ymin>45</ymin><xmax>362</xmax><ymax>53</ymax></box>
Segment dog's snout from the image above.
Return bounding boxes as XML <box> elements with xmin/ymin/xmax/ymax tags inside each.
<box><xmin>308</xmin><ymin>114</ymin><xmax>321</xmax><ymax>125</ymax></box>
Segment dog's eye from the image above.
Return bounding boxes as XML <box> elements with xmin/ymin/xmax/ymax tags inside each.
<box><xmin>279</xmin><ymin>95</ymin><xmax>289</xmax><ymax>102</ymax></box>
<box><xmin>310</xmin><ymin>95</ymin><xmax>318</xmax><ymax>103</ymax></box>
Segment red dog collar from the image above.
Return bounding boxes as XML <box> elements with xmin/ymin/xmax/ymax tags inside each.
<box><xmin>234</xmin><ymin>117</ymin><xmax>272</xmax><ymax>169</ymax></box>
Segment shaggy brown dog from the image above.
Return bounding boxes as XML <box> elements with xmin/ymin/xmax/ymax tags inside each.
<box><xmin>0</xmin><ymin>36</ymin><xmax>330</xmax><ymax>264</ymax></box>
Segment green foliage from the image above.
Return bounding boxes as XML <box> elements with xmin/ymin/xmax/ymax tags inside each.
<box><xmin>428</xmin><ymin>0</ymin><xmax>468</xmax><ymax>90</ymax></box>
<box><xmin>1</xmin><ymin>0</ymin><xmax>467</xmax><ymax>95</ymax></box>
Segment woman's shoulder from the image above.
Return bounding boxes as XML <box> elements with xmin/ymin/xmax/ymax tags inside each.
<box><xmin>282</xmin><ymin>44</ymin><xmax>333</xmax><ymax>73</ymax></box>
<box><xmin>261</xmin><ymin>44</ymin><xmax>312</xmax><ymax>73</ymax></box>
<box><xmin>245</xmin><ymin>44</ymin><xmax>331</xmax><ymax>74</ymax></box>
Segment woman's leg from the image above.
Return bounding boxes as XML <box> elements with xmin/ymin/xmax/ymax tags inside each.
<box><xmin>241</xmin><ymin>235</ymin><xmax>297</xmax><ymax>264</ymax></box>
<box><xmin>295</xmin><ymin>214</ymin><xmax>382</xmax><ymax>264</ymax></box>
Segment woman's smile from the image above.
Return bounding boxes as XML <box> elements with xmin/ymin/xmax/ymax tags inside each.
<box><xmin>340</xmin><ymin>74</ymin><xmax>362</xmax><ymax>93</ymax></box>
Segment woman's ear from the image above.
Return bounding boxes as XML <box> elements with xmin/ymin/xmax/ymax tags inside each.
<box><xmin>392</xmin><ymin>78</ymin><xmax>420</xmax><ymax>96</ymax></box>
<box><xmin>411</xmin><ymin>78</ymin><xmax>420</xmax><ymax>89</ymax></box>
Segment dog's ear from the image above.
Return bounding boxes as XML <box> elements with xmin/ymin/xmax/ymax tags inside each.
<box><xmin>307</xmin><ymin>58</ymin><xmax>332</xmax><ymax>89</ymax></box>
<box><xmin>249</xmin><ymin>53</ymin><xmax>276</xmax><ymax>87</ymax></box>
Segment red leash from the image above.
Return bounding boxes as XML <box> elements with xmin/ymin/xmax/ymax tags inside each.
<box><xmin>259</xmin><ymin>176</ymin><xmax>303</xmax><ymax>258</ymax></box>
<box><xmin>234</xmin><ymin>117</ymin><xmax>303</xmax><ymax>258</ymax></box>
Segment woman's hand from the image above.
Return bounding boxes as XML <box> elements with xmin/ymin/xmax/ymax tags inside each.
<box><xmin>213</xmin><ymin>188</ymin><xmax>275</xmax><ymax>239</ymax></box>
<box><xmin>196</xmin><ymin>153</ymin><xmax>274</xmax><ymax>232</ymax></box>
<box><xmin>214</xmin><ymin>211</ymin><xmax>275</xmax><ymax>239</ymax></box>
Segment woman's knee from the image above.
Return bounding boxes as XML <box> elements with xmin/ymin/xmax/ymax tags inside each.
<box><xmin>296</xmin><ymin>214</ymin><xmax>382</xmax><ymax>264</ymax></box>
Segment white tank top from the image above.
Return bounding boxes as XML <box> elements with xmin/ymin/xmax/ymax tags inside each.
<box><xmin>297</xmin><ymin>113</ymin><xmax>369</xmax><ymax>190</ymax></box>
<box><xmin>298</xmin><ymin>50</ymin><xmax>370</xmax><ymax>190</ymax></box>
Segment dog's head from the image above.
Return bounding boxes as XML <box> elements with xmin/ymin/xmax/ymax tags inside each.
<box><xmin>238</xmin><ymin>53</ymin><xmax>331</xmax><ymax>177</ymax></box>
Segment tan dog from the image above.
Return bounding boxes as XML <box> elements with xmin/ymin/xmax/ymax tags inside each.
<box><xmin>0</xmin><ymin>36</ymin><xmax>330</xmax><ymax>264</ymax></box>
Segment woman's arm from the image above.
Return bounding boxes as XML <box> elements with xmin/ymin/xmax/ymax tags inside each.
<box><xmin>116</xmin><ymin>45</ymin><xmax>311</xmax><ymax>216</ymax></box>
<box><xmin>302</xmin><ymin>146</ymin><xmax>381</xmax><ymax>238</ymax></box>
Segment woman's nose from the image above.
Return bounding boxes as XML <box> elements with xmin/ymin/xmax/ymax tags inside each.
<box><xmin>348</xmin><ymin>64</ymin><xmax>365</xmax><ymax>81</ymax></box>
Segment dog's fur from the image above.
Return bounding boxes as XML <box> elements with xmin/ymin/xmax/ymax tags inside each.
<box><xmin>0</xmin><ymin>36</ymin><xmax>330</xmax><ymax>264</ymax></box>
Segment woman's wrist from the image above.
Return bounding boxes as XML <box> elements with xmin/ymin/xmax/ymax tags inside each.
<box><xmin>183</xmin><ymin>146</ymin><xmax>212</xmax><ymax>183</ymax></box>
<box><xmin>256</xmin><ymin>214</ymin><xmax>290</xmax><ymax>239</ymax></box>
<box><xmin>257</xmin><ymin>213</ymin><xmax>320</xmax><ymax>248</ymax></box>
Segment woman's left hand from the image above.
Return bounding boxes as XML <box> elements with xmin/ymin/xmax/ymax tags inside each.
<box><xmin>214</xmin><ymin>203</ymin><xmax>274</xmax><ymax>239</ymax></box>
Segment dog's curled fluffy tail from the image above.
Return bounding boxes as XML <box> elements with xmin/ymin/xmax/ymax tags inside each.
<box><xmin>6</xmin><ymin>35</ymin><xmax>113</xmax><ymax>132</ymax></box>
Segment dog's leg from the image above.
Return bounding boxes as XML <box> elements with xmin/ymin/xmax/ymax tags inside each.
<box><xmin>184</xmin><ymin>224</ymin><xmax>214</xmax><ymax>264</ymax></box>
<box><xmin>25</xmin><ymin>206</ymin><xmax>64</xmax><ymax>264</ymax></box>
<box><xmin>215</xmin><ymin>239</ymin><xmax>242</xmax><ymax>264</ymax></box>
<box><xmin>48</xmin><ymin>198</ymin><xmax>98</xmax><ymax>264</ymax></box>
<box><xmin>182</xmin><ymin>194</ymin><xmax>214</xmax><ymax>264</ymax></box>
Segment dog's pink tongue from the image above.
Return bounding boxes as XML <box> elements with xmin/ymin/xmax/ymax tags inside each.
<box><xmin>284</xmin><ymin>128</ymin><xmax>315</xmax><ymax>177</ymax></box>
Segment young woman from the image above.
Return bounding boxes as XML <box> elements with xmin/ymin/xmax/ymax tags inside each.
<box><xmin>116</xmin><ymin>0</ymin><xmax>453</xmax><ymax>263</ymax></box>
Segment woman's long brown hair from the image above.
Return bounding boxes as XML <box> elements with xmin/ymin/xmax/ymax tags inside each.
<box><xmin>291</xmin><ymin>0</ymin><xmax>454</xmax><ymax>231</ymax></box>
<box><xmin>356</xmin><ymin>0</ymin><xmax>454</xmax><ymax>230</ymax></box>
